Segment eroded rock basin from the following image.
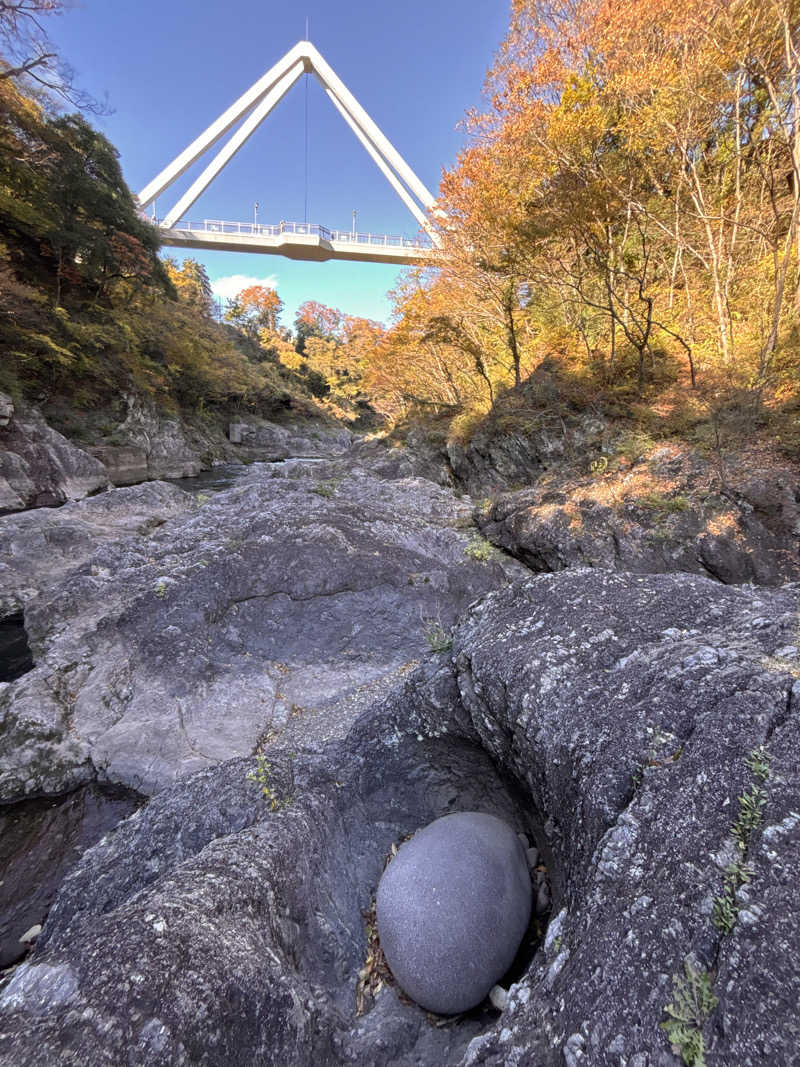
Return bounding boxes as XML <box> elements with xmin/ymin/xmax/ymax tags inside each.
<box><xmin>2</xmin><ymin>569</ymin><xmax>798</xmax><ymax>1066</ymax></box>
<box><xmin>0</xmin><ymin>688</ymin><xmax>547</xmax><ymax>1066</ymax></box>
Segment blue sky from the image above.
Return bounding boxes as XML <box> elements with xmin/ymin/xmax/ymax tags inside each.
<box><xmin>46</xmin><ymin>1</ymin><xmax>509</xmax><ymax>327</ymax></box>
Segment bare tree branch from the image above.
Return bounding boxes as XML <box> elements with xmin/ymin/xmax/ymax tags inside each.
<box><xmin>0</xmin><ymin>0</ymin><xmax>106</xmax><ymax>113</ymax></box>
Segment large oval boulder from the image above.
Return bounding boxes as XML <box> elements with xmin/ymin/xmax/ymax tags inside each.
<box><xmin>376</xmin><ymin>811</ymin><xmax>532</xmax><ymax>1014</ymax></box>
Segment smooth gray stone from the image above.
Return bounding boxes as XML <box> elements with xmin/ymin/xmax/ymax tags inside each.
<box><xmin>376</xmin><ymin>811</ymin><xmax>532</xmax><ymax>1014</ymax></box>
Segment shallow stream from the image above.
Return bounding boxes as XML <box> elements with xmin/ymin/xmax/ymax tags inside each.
<box><xmin>164</xmin><ymin>456</ymin><xmax>327</xmax><ymax>496</ymax></box>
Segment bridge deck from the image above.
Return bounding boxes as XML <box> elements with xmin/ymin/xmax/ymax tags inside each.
<box><xmin>155</xmin><ymin>218</ymin><xmax>434</xmax><ymax>265</ymax></box>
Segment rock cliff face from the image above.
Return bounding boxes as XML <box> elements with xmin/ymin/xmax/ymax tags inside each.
<box><xmin>1</xmin><ymin>569</ymin><xmax>797</xmax><ymax>1065</ymax></box>
<box><xmin>0</xmin><ymin>395</ymin><xmax>109</xmax><ymax>514</ymax></box>
<box><xmin>0</xmin><ymin>391</ymin><xmax>357</xmax><ymax>511</ymax></box>
<box><xmin>88</xmin><ymin>395</ymin><xmax>354</xmax><ymax>485</ymax></box>
<box><xmin>476</xmin><ymin>446</ymin><xmax>800</xmax><ymax>586</ymax></box>
<box><xmin>446</xmin><ymin>413</ymin><xmax>605</xmax><ymax>497</ymax></box>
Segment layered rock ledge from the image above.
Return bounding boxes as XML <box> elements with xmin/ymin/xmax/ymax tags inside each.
<box><xmin>0</xmin><ymin>466</ymin><xmax>520</xmax><ymax>799</ymax></box>
<box><xmin>0</xmin><ymin>396</ymin><xmax>108</xmax><ymax>514</ymax></box>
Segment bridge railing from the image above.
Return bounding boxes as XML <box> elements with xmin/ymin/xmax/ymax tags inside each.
<box><xmin>150</xmin><ymin>216</ymin><xmax>433</xmax><ymax>250</ymax></box>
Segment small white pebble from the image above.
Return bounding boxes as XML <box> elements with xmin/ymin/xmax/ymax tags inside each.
<box><xmin>489</xmin><ymin>984</ymin><xmax>509</xmax><ymax>1011</ymax></box>
<box><xmin>19</xmin><ymin>924</ymin><xmax>41</xmax><ymax>944</ymax></box>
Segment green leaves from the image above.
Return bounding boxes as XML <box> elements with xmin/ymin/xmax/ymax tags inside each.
<box><xmin>661</xmin><ymin>960</ymin><xmax>718</xmax><ymax>1067</ymax></box>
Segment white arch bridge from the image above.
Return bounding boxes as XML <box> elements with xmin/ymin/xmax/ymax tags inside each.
<box><xmin>138</xmin><ymin>40</ymin><xmax>439</xmax><ymax>266</ymax></box>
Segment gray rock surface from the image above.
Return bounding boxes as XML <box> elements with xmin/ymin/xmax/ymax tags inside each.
<box><xmin>0</xmin><ymin>690</ymin><xmax>530</xmax><ymax>1066</ymax></box>
<box><xmin>450</xmin><ymin>570</ymin><xmax>800</xmax><ymax>1066</ymax></box>
<box><xmin>230</xmin><ymin>417</ymin><xmax>353</xmax><ymax>459</ymax></box>
<box><xmin>89</xmin><ymin>395</ymin><xmax>355</xmax><ymax>485</ymax></box>
<box><xmin>0</xmin><ymin>403</ymin><xmax>108</xmax><ymax>514</ymax></box>
<box><xmin>88</xmin><ymin>393</ymin><xmax>220</xmax><ymax>483</ymax></box>
<box><xmin>477</xmin><ymin>446</ymin><xmax>800</xmax><ymax>585</ymax></box>
<box><xmin>0</xmin><ymin>394</ymin><xmax>13</xmax><ymax>428</ymax></box>
<box><xmin>1</xmin><ymin>569</ymin><xmax>797</xmax><ymax>1065</ymax></box>
<box><xmin>0</xmin><ymin>482</ymin><xmax>197</xmax><ymax>617</ymax></box>
<box><xmin>0</xmin><ymin>465</ymin><xmax>520</xmax><ymax>799</ymax></box>
<box><xmin>377</xmin><ymin>811</ymin><xmax>532</xmax><ymax>1014</ymax></box>
<box><xmin>349</xmin><ymin>431</ymin><xmax>454</xmax><ymax>488</ymax></box>
<box><xmin>0</xmin><ymin>783</ymin><xmax>141</xmax><ymax>968</ymax></box>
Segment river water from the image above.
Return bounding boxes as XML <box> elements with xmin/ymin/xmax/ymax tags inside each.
<box><xmin>165</xmin><ymin>457</ymin><xmax>327</xmax><ymax>495</ymax></box>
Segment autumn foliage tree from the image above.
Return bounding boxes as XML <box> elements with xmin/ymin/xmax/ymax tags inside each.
<box><xmin>371</xmin><ymin>0</ymin><xmax>800</xmax><ymax>442</ymax></box>
<box><xmin>293</xmin><ymin>299</ymin><xmax>342</xmax><ymax>354</ymax></box>
<box><xmin>225</xmin><ymin>284</ymin><xmax>284</xmax><ymax>338</ymax></box>
<box><xmin>164</xmin><ymin>257</ymin><xmax>214</xmax><ymax>316</ymax></box>
<box><xmin>274</xmin><ymin>299</ymin><xmax>384</xmax><ymax>405</ymax></box>
<box><xmin>0</xmin><ymin>73</ymin><xmax>324</xmax><ymax>417</ymax></box>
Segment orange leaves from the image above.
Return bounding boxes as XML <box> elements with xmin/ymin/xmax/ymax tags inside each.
<box><xmin>108</xmin><ymin>232</ymin><xmax>152</xmax><ymax>281</ymax></box>
<box><xmin>235</xmin><ymin>285</ymin><xmax>284</xmax><ymax>332</ymax></box>
<box><xmin>295</xmin><ymin>299</ymin><xmax>341</xmax><ymax>338</ymax></box>
<box><xmin>379</xmin><ymin>0</ymin><xmax>800</xmax><ymax>421</ymax></box>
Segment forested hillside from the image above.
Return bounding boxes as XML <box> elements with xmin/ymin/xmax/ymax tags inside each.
<box><xmin>2</xmin><ymin>0</ymin><xmax>799</xmax><ymax>463</ymax></box>
<box><xmin>0</xmin><ymin>74</ymin><xmax>339</xmax><ymax>426</ymax></box>
<box><xmin>0</xmin><ymin>6</ymin><xmax>384</xmax><ymax>437</ymax></box>
<box><xmin>367</xmin><ymin>0</ymin><xmax>800</xmax><ymax>462</ymax></box>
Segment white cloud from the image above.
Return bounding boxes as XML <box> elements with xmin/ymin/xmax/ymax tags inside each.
<box><xmin>211</xmin><ymin>273</ymin><xmax>279</xmax><ymax>303</ymax></box>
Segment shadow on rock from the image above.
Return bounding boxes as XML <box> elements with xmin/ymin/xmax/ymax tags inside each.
<box><xmin>0</xmin><ymin>667</ymin><xmax>542</xmax><ymax>1066</ymax></box>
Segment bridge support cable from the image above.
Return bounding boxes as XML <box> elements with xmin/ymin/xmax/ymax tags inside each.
<box><xmin>323</xmin><ymin>88</ymin><xmax>432</xmax><ymax>236</ymax></box>
<box><xmin>137</xmin><ymin>40</ymin><xmax>440</xmax><ymax>251</ymax></box>
<box><xmin>304</xmin><ymin>67</ymin><xmax>310</xmax><ymax>225</ymax></box>
<box><xmin>161</xmin><ymin>61</ymin><xmax>305</xmax><ymax>228</ymax></box>
<box><xmin>137</xmin><ymin>41</ymin><xmax>308</xmax><ymax>210</ymax></box>
<box><xmin>302</xmin><ymin>42</ymin><xmax>436</xmax><ymax>216</ymax></box>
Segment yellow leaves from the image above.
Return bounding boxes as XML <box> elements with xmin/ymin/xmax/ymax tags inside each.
<box><xmin>371</xmin><ymin>0</ymin><xmax>800</xmax><ymax>424</ymax></box>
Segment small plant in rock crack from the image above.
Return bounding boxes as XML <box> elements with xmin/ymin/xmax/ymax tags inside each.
<box><xmin>247</xmin><ymin>753</ymin><xmax>291</xmax><ymax>811</ymax></box>
<box><xmin>661</xmin><ymin>959</ymin><xmax>718</xmax><ymax>1067</ymax></box>
<box><xmin>732</xmin><ymin>785</ymin><xmax>768</xmax><ymax>848</ymax></box>
<box><xmin>732</xmin><ymin>746</ymin><xmax>771</xmax><ymax>852</ymax></box>
<box><xmin>423</xmin><ymin>619</ymin><xmax>452</xmax><ymax>653</ymax></box>
<box><xmin>712</xmin><ymin>858</ymin><xmax>755</xmax><ymax>935</ymax></box>
<box><xmin>463</xmin><ymin>535</ymin><xmax>494</xmax><ymax>563</ymax></box>
<box><xmin>421</xmin><ymin>606</ymin><xmax>453</xmax><ymax>653</ymax></box>
<box><xmin>712</xmin><ymin>745</ymin><xmax>771</xmax><ymax>935</ymax></box>
<box><xmin>746</xmin><ymin>745</ymin><xmax>771</xmax><ymax>783</ymax></box>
